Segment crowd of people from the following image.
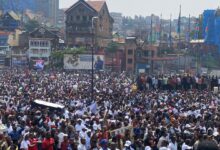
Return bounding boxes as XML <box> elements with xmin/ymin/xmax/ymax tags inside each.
<box><xmin>0</xmin><ymin>69</ymin><xmax>219</xmax><ymax>150</ymax></box>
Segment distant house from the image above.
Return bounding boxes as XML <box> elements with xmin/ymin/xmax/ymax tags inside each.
<box><xmin>65</xmin><ymin>0</ymin><xmax>114</xmax><ymax>48</ymax></box>
<box><xmin>0</xmin><ymin>31</ymin><xmax>10</xmax><ymax>67</ymax></box>
<box><xmin>28</xmin><ymin>26</ymin><xmax>59</xmax><ymax>65</ymax></box>
<box><xmin>1</xmin><ymin>11</ymin><xmax>21</xmax><ymax>31</ymax></box>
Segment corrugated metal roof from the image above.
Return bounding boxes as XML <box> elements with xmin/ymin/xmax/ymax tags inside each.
<box><xmin>8</xmin><ymin>11</ymin><xmax>21</xmax><ymax>21</ymax></box>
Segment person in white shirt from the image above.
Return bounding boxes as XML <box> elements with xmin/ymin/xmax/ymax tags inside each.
<box><xmin>57</xmin><ymin>130</ymin><xmax>68</xmax><ymax>149</ymax></box>
<box><xmin>168</xmin><ymin>136</ymin><xmax>177</xmax><ymax>150</ymax></box>
<box><xmin>20</xmin><ymin>135</ymin><xmax>30</xmax><ymax>150</ymax></box>
<box><xmin>157</xmin><ymin>130</ymin><xmax>167</xmax><ymax>149</ymax></box>
<box><xmin>75</xmin><ymin>119</ymin><xmax>83</xmax><ymax>132</ymax></box>
<box><xmin>159</xmin><ymin>140</ymin><xmax>170</xmax><ymax>150</ymax></box>
<box><xmin>77</xmin><ymin>138</ymin><xmax>87</xmax><ymax>150</ymax></box>
<box><xmin>182</xmin><ymin>139</ymin><xmax>193</xmax><ymax>150</ymax></box>
<box><xmin>93</xmin><ymin>120</ymin><xmax>101</xmax><ymax>131</ymax></box>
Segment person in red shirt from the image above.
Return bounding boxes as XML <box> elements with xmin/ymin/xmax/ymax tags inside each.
<box><xmin>61</xmin><ymin>135</ymin><xmax>69</xmax><ymax>150</ymax></box>
<box><xmin>42</xmin><ymin>132</ymin><xmax>54</xmax><ymax>150</ymax></box>
<box><xmin>28</xmin><ymin>134</ymin><xmax>38</xmax><ymax>150</ymax></box>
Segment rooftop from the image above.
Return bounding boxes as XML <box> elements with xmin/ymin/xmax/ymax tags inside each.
<box><xmin>86</xmin><ymin>0</ymin><xmax>105</xmax><ymax>12</ymax></box>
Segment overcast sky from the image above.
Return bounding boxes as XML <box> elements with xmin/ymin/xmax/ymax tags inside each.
<box><xmin>60</xmin><ymin>0</ymin><xmax>220</xmax><ymax>19</ymax></box>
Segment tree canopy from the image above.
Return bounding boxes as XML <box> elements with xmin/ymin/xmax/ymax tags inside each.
<box><xmin>106</xmin><ymin>41</ymin><xmax>119</xmax><ymax>53</ymax></box>
<box><xmin>24</xmin><ymin>19</ymin><xmax>40</xmax><ymax>32</ymax></box>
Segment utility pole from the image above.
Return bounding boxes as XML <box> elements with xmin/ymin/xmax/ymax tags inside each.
<box><xmin>159</xmin><ymin>14</ymin><xmax>163</xmax><ymax>55</ymax></box>
<box><xmin>150</xmin><ymin>14</ymin><xmax>154</xmax><ymax>74</ymax></box>
<box><xmin>178</xmin><ymin>5</ymin><xmax>181</xmax><ymax>73</ymax></box>
<box><xmin>91</xmin><ymin>16</ymin><xmax>98</xmax><ymax>101</ymax></box>
<box><xmin>169</xmin><ymin>14</ymin><xmax>172</xmax><ymax>48</ymax></box>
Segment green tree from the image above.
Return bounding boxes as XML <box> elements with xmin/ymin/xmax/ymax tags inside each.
<box><xmin>106</xmin><ymin>41</ymin><xmax>119</xmax><ymax>70</ymax></box>
<box><xmin>51</xmin><ymin>47</ymin><xmax>86</xmax><ymax>69</ymax></box>
<box><xmin>24</xmin><ymin>20</ymin><xmax>40</xmax><ymax>32</ymax></box>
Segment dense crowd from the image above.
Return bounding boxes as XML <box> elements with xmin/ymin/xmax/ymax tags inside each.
<box><xmin>0</xmin><ymin>69</ymin><xmax>219</xmax><ymax>150</ymax></box>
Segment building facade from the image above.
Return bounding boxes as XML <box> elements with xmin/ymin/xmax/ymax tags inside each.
<box><xmin>124</xmin><ymin>37</ymin><xmax>157</xmax><ymax>74</ymax></box>
<box><xmin>0</xmin><ymin>31</ymin><xmax>10</xmax><ymax>67</ymax></box>
<box><xmin>65</xmin><ymin>0</ymin><xmax>114</xmax><ymax>47</ymax></box>
<box><xmin>203</xmin><ymin>9</ymin><xmax>220</xmax><ymax>51</ymax></box>
<box><xmin>110</xmin><ymin>12</ymin><xmax>123</xmax><ymax>34</ymax></box>
<box><xmin>28</xmin><ymin>27</ymin><xmax>59</xmax><ymax>65</ymax></box>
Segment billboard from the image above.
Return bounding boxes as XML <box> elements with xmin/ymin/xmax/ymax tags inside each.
<box><xmin>64</xmin><ymin>54</ymin><xmax>104</xmax><ymax>70</ymax></box>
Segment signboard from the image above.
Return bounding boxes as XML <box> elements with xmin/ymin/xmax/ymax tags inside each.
<box><xmin>110</xmin><ymin>125</ymin><xmax>133</xmax><ymax>137</ymax></box>
<box><xmin>64</xmin><ymin>54</ymin><xmax>104</xmax><ymax>70</ymax></box>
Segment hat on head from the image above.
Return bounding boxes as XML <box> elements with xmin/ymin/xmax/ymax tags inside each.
<box><xmin>124</xmin><ymin>140</ymin><xmax>132</xmax><ymax>147</ymax></box>
<box><xmin>207</xmin><ymin>128</ymin><xmax>213</xmax><ymax>136</ymax></box>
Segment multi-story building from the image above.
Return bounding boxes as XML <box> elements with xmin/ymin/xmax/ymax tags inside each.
<box><xmin>0</xmin><ymin>31</ymin><xmax>10</xmax><ymax>67</ymax></box>
<box><xmin>125</xmin><ymin>37</ymin><xmax>158</xmax><ymax>74</ymax></box>
<box><xmin>57</xmin><ymin>9</ymin><xmax>67</xmax><ymax>28</ymax></box>
<box><xmin>33</xmin><ymin>0</ymin><xmax>59</xmax><ymax>26</ymax></box>
<box><xmin>8</xmin><ymin>29</ymin><xmax>29</xmax><ymax>67</ymax></box>
<box><xmin>110</xmin><ymin>12</ymin><xmax>123</xmax><ymax>33</ymax></box>
<box><xmin>65</xmin><ymin>0</ymin><xmax>114</xmax><ymax>47</ymax></box>
<box><xmin>28</xmin><ymin>27</ymin><xmax>59</xmax><ymax>65</ymax></box>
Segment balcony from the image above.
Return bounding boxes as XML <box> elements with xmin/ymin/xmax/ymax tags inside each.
<box><xmin>28</xmin><ymin>49</ymin><xmax>51</xmax><ymax>58</ymax></box>
<box><xmin>66</xmin><ymin>26</ymin><xmax>93</xmax><ymax>34</ymax></box>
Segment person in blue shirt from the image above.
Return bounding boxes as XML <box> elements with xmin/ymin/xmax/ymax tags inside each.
<box><xmin>8</xmin><ymin>125</ymin><xmax>24</xmax><ymax>145</ymax></box>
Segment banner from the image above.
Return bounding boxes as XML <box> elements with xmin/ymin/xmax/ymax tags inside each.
<box><xmin>110</xmin><ymin>125</ymin><xmax>133</xmax><ymax>137</ymax></box>
<box><xmin>64</xmin><ymin>54</ymin><xmax>104</xmax><ymax>70</ymax></box>
<box><xmin>34</xmin><ymin>59</ymin><xmax>44</xmax><ymax>70</ymax></box>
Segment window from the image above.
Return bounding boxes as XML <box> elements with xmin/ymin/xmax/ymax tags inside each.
<box><xmin>32</xmin><ymin>49</ymin><xmax>38</xmax><ymax>54</ymax></box>
<box><xmin>82</xmin><ymin>16</ymin><xmax>87</xmax><ymax>22</ymax></box>
<box><xmin>71</xmin><ymin>16</ymin><xmax>73</xmax><ymax>21</ymax></box>
<box><xmin>40</xmin><ymin>41</ymin><xmax>44</xmax><ymax>47</ymax></box>
<box><xmin>76</xmin><ymin>16</ymin><xmax>80</xmax><ymax>21</ymax></box>
<box><xmin>41</xmin><ymin>49</ymin><xmax>47</xmax><ymax>54</ymax></box>
<box><xmin>128</xmin><ymin>49</ymin><xmax>133</xmax><ymax>55</ymax></box>
<box><xmin>45</xmin><ymin>41</ymin><xmax>49</xmax><ymax>47</ymax></box>
<box><xmin>144</xmin><ymin>51</ymin><xmax>149</xmax><ymax>57</ymax></box>
<box><xmin>127</xmin><ymin>58</ymin><xmax>133</xmax><ymax>64</ymax></box>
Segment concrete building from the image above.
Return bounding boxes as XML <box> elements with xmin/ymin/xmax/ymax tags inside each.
<box><xmin>0</xmin><ymin>31</ymin><xmax>10</xmax><ymax>67</ymax></box>
<box><xmin>110</xmin><ymin>12</ymin><xmax>123</xmax><ymax>33</ymax></box>
<box><xmin>57</xmin><ymin>9</ymin><xmax>67</xmax><ymax>28</ymax></box>
<box><xmin>8</xmin><ymin>29</ymin><xmax>29</xmax><ymax>67</ymax></box>
<box><xmin>202</xmin><ymin>8</ymin><xmax>220</xmax><ymax>52</ymax></box>
<box><xmin>36</xmin><ymin>0</ymin><xmax>59</xmax><ymax>26</ymax></box>
<box><xmin>28</xmin><ymin>27</ymin><xmax>59</xmax><ymax>65</ymax></box>
<box><xmin>124</xmin><ymin>37</ymin><xmax>156</xmax><ymax>73</ymax></box>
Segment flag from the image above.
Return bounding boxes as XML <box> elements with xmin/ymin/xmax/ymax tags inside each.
<box><xmin>185</xmin><ymin>14</ymin><xmax>190</xmax><ymax>42</ymax></box>
<box><xmin>169</xmin><ymin>14</ymin><xmax>172</xmax><ymax>47</ymax></box>
<box><xmin>194</xmin><ymin>19</ymin><xmax>200</xmax><ymax>39</ymax></box>
<box><xmin>205</xmin><ymin>25</ymin><xmax>208</xmax><ymax>33</ymax></box>
<box><xmin>150</xmin><ymin>14</ymin><xmax>153</xmax><ymax>44</ymax></box>
<box><xmin>177</xmin><ymin>5</ymin><xmax>181</xmax><ymax>34</ymax></box>
<box><xmin>159</xmin><ymin>14</ymin><xmax>163</xmax><ymax>43</ymax></box>
<box><xmin>89</xmin><ymin>101</ymin><xmax>97</xmax><ymax>114</ymax></box>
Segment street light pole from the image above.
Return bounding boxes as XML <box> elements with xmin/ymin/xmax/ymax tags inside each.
<box><xmin>91</xmin><ymin>17</ymin><xmax>98</xmax><ymax>101</ymax></box>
